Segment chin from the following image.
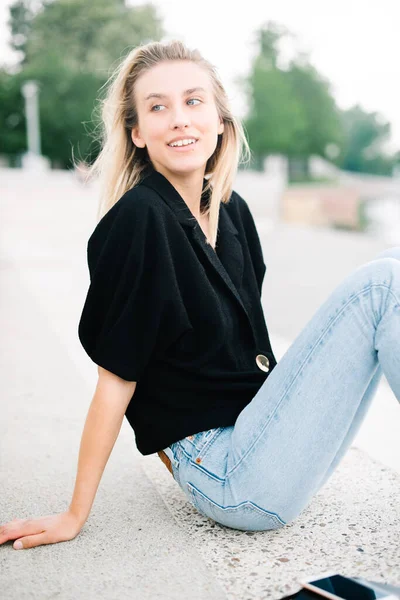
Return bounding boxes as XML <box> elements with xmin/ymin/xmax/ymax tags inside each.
<box><xmin>168</xmin><ymin>160</ymin><xmax>206</xmax><ymax>174</ymax></box>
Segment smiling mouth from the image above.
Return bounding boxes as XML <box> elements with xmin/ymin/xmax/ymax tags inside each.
<box><xmin>167</xmin><ymin>139</ymin><xmax>199</xmax><ymax>148</ymax></box>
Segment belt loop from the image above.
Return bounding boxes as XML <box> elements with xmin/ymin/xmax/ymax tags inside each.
<box><xmin>162</xmin><ymin>446</ymin><xmax>179</xmax><ymax>468</ymax></box>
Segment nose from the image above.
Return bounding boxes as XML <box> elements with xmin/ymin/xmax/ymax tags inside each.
<box><xmin>170</xmin><ymin>106</ymin><xmax>191</xmax><ymax>130</ymax></box>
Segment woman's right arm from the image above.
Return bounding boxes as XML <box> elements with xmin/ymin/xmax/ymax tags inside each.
<box><xmin>69</xmin><ymin>367</ymin><xmax>136</xmax><ymax>526</ymax></box>
<box><xmin>0</xmin><ymin>368</ymin><xmax>136</xmax><ymax>550</ymax></box>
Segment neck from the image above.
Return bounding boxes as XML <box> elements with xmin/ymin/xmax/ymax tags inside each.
<box><xmin>151</xmin><ymin>163</ymin><xmax>206</xmax><ymax>219</ymax></box>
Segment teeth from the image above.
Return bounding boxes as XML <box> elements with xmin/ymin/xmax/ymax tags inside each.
<box><xmin>168</xmin><ymin>139</ymin><xmax>196</xmax><ymax>147</ymax></box>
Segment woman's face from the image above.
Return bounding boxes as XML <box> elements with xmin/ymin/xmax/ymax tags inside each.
<box><xmin>131</xmin><ymin>60</ymin><xmax>224</xmax><ymax>178</ymax></box>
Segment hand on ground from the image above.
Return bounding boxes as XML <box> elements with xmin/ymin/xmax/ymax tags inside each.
<box><xmin>0</xmin><ymin>511</ymin><xmax>83</xmax><ymax>550</ymax></box>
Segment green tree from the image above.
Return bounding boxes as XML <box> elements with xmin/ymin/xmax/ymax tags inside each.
<box><xmin>338</xmin><ymin>105</ymin><xmax>395</xmax><ymax>175</ymax></box>
<box><xmin>2</xmin><ymin>0</ymin><xmax>164</xmax><ymax>168</ymax></box>
<box><xmin>241</xmin><ymin>22</ymin><xmax>342</xmax><ymax>175</ymax></box>
<box><xmin>8</xmin><ymin>0</ymin><xmax>35</xmax><ymax>63</ymax></box>
<box><xmin>22</xmin><ymin>0</ymin><xmax>162</xmax><ymax>72</ymax></box>
<box><xmin>0</xmin><ymin>69</ymin><xmax>26</xmax><ymax>163</ymax></box>
<box><xmin>287</xmin><ymin>55</ymin><xmax>343</xmax><ymax>159</ymax></box>
<box><xmin>241</xmin><ymin>22</ymin><xmax>306</xmax><ymax>170</ymax></box>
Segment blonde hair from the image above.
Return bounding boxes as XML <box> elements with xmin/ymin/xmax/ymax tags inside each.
<box><xmin>83</xmin><ymin>39</ymin><xmax>251</xmax><ymax>249</ymax></box>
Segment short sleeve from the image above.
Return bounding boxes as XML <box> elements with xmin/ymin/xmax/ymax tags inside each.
<box><xmin>234</xmin><ymin>192</ymin><xmax>267</xmax><ymax>296</ymax></box>
<box><xmin>78</xmin><ymin>194</ymin><xmax>169</xmax><ymax>381</ymax></box>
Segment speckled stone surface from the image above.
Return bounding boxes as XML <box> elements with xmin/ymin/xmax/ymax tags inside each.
<box><xmin>142</xmin><ymin>447</ymin><xmax>400</xmax><ymax>600</ymax></box>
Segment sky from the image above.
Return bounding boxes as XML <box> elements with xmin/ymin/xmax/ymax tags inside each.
<box><xmin>1</xmin><ymin>0</ymin><xmax>399</xmax><ymax>151</ymax></box>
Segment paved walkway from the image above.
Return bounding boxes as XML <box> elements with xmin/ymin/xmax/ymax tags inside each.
<box><xmin>1</xmin><ymin>169</ymin><xmax>399</xmax><ymax>599</ymax></box>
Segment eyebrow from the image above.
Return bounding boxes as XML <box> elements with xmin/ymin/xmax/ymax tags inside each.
<box><xmin>144</xmin><ymin>87</ymin><xmax>207</xmax><ymax>102</ymax></box>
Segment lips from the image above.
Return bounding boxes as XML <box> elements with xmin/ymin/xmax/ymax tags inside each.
<box><xmin>167</xmin><ymin>139</ymin><xmax>199</xmax><ymax>151</ymax></box>
<box><xmin>167</xmin><ymin>139</ymin><xmax>198</xmax><ymax>147</ymax></box>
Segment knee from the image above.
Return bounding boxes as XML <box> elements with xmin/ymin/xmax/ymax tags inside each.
<box><xmin>364</xmin><ymin>250</ymin><xmax>400</xmax><ymax>286</ymax></box>
<box><xmin>359</xmin><ymin>255</ymin><xmax>400</xmax><ymax>296</ymax></box>
<box><xmin>373</xmin><ymin>246</ymin><xmax>400</xmax><ymax>262</ymax></box>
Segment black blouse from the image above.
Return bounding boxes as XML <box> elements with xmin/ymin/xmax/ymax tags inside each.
<box><xmin>78</xmin><ymin>166</ymin><xmax>277</xmax><ymax>455</ymax></box>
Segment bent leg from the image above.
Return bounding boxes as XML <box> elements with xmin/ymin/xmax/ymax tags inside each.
<box><xmin>226</xmin><ymin>252</ymin><xmax>400</xmax><ymax>526</ymax></box>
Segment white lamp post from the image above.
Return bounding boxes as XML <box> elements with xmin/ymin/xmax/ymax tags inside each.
<box><xmin>21</xmin><ymin>80</ymin><xmax>49</xmax><ymax>171</ymax></box>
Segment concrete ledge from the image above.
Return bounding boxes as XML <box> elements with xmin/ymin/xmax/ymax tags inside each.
<box><xmin>0</xmin><ymin>264</ymin><xmax>226</xmax><ymax>600</ymax></box>
<box><xmin>142</xmin><ymin>447</ymin><xmax>400</xmax><ymax>599</ymax></box>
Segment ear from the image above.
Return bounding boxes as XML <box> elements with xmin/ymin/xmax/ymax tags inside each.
<box><xmin>131</xmin><ymin>127</ymin><xmax>146</xmax><ymax>148</ymax></box>
<box><xmin>217</xmin><ymin>118</ymin><xmax>224</xmax><ymax>136</ymax></box>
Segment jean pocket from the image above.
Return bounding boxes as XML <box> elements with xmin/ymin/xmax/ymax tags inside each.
<box><xmin>186</xmin><ymin>482</ymin><xmax>286</xmax><ymax>532</ymax></box>
<box><xmin>188</xmin><ymin>427</ymin><xmax>225</xmax><ymax>458</ymax></box>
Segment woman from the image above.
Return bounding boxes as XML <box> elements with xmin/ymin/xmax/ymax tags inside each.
<box><xmin>1</xmin><ymin>40</ymin><xmax>399</xmax><ymax>549</ymax></box>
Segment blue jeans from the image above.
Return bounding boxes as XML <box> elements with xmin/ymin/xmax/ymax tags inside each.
<box><xmin>162</xmin><ymin>247</ymin><xmax>400</xmax><ymax>531</ymax></box>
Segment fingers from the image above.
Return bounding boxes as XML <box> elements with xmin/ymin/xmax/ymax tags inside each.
<box><xmin>0</xmin><ymin>519</ymin><xmax>45</xmax><ymax>548</ymax></box>
<box><xmin>0</xmin><ymin>513</ymin><xmax>79</xmax><ymax>550</ymax></box>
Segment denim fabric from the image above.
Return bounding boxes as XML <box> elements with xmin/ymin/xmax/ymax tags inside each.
<box><xmin>163</xmin><ymin>247</ymin><xmax>400</xmax><ymax>531</ymax></box>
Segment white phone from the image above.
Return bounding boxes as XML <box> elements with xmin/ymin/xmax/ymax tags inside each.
<box><xmin>300</xmin><ymin>572</ymin><xmax>398</xmax><ymax>600</ymax></box>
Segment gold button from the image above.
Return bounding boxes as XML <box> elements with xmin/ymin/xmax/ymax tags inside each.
<box><xmin>195</xmin><ymin>457</ymin><xmax>202</xmax><ymax>464</ymax></box>
<box><xmin>256</xmin><ymin>354</ymin><xmax>270</xmax><ymax>372</ymax></box>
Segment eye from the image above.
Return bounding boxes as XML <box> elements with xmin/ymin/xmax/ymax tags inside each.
<box><xmin>150</xmin><ymin>98</ymin><xmax>202</xmax><ymax>112</ymax></box>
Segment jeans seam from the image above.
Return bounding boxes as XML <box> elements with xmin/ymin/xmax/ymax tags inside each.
<box><xmin>226</xmin><ymin>282</ymin><xmax>395</xmax><ymax>479</ymax></box>
<box><xmin>187</xmin><ymin>482</ymin><xmax>286</xmax><ymax>526</ymax></box>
